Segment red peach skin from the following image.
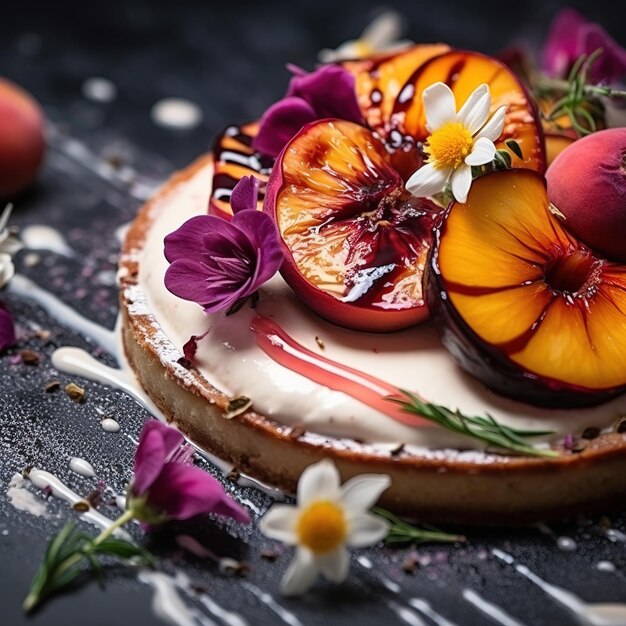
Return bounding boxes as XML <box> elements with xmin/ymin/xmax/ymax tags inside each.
<box><xmin>0</xmin><ymin>78</ymin><xmax>46</xmax><ymax>198</ymax></box>
<box><xmin>546</xmin><ymin>128</ymin><xmax>626</xmax><ymax>262</ymax></box>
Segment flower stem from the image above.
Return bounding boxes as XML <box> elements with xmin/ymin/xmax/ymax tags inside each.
<box><xmin>537</xmin><ymin>77</ymin><xmax>626</xmax><ymax>100</ymax></box>
<box><xmin>22</xmin><ymin>509</ymin><xmax>136</xmax><ymax>613</ymax></box>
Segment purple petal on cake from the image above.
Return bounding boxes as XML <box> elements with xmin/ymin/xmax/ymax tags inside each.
<box><xmin>253</xmin><ymin>97</ymin><xmax>317</xmax><ymax>158</ymax></box>
<box><xmin>164</xmin><ymin>215</ymin><xmax>235</xmax><ymax>263</ymax></box>
<box><xmin>164</xmin><ymin>207</ymin><xmax>283</xmax><ymax>314</ymax></box>
<box><xmin>287</xmin><ymin>64</ymin><xmax>363</xmax><ymax>123</ymax></box>
<box><xmin>145</xmin><ymin>462</ymin><xmax>250</xmax><ymax>523</ymax></box>
<box><xmin>0</xmin><ymin>301</ymin><xmax>15</xmax><ymax>353</ymax></box>
<box><xmin>230</xmin><ymin>175</ymin><xmax>260</xmax><ymax>214</ymax></box>
<box><xmin>232</xmin><ymin>211</ymin><xmax>285</xmax><ymax>285</ymax></box>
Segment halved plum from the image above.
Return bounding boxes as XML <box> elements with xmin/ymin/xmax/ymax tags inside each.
<box><xmin>429</xmin><ymin>169</ymin><xmax>626</xmax><ymax>407</ymax></box>
<box><xmin>389</xmin><ymin>51</ymin><xmax>546</xmax><ymax>178</ymax></box>
<box><xmin>265</xmin><ymin>119</ymin><xmax>441</xmax><ymax>332</ymax></box>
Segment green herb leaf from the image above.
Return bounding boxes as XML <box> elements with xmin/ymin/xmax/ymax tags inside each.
<box><xmin>505</xmin><ymin>139</ymin><xmax>523</xmax><ymax>160</ymax></box>
<box><xmin>387</xmin><ymin>390</ymin><xmax>559</xmax><ymax>458</ymax></box>
<box><xmin>91</xmin><ymin>537</ymin><xmax>155</xmax><ymax>566</ymax></box>
<box><xmin>23</xmin><ymin>509</ymin><xmax>151</xmax><ymax>613</ymax></box>
<box><xmin>374</xmin><ymin>507</ymin><xmax>466</xmax><ymax>545</ymax></box>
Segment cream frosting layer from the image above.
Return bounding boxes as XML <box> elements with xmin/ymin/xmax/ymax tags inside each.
<box><xmin>135</xmin><ymin>160</ymin><xmax>626</xmax><ymax>450</ymax></box>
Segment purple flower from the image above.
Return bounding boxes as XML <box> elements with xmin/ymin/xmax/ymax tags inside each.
<box><xmin>128</xmin><ymin>420</ymin><xmax>250</xmax><ymax>525</ymax></box>
<box><xmin>164</xmin><ymin>176</ymin><xmax>284</xmax><ymax>314</ymax></box>
<box><xmin>252</xmin><ymin>64</ymin><xmax>364</xmax><ymax>158</ymax></box>
<box><xmin>0</xmin><ymin>300</ymin><xmax>15</xmax><ymax>352</ymax></box>
<box><xmin>542</xmin><ymin>9</ymin><xmax>626</xmax><ymax>84</ymax></box>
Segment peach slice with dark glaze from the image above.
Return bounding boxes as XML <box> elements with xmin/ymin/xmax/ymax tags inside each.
<box><xmin>429</xmin><ymin>169</ymin><xmax>626</xmax><ymax>407</ymax></box>
<box><xmin>265</xmin><ymin>119</ymin><xmax>441</xmax><ymax>332</ymax></box>
<box><xmin>390</xmin><ymin>51</ymin><xmax>546</xmax><ymax>178</ymax></box>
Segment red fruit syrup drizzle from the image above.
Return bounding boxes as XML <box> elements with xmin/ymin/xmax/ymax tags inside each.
<box><xmin>250</xmin><ymin>315</ymin><xmax>428</xmax><ymax>428</ymax></box>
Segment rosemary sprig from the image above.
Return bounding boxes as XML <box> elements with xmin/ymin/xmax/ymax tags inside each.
<box><xmin>374</xmin><ymin>507</ymin><xmax>466</xmax><ymax>545</ymax></box>
<box><xmin>23</xmin><ymin>513</ymin><xmax>153</xmax><ymax>612</ymax></box>
<box><xmin>540</xmin><ymin>48</ymin><xmax>626</xmax><ymax>136</ymax></box>
<box><xmin>388</xmin><ymin>390</ymin><xmax>559</xmax><ymax>458</ymax></box>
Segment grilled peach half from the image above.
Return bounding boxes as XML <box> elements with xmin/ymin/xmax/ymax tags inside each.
<box><xmin>265</xmin><ymin>119</ymin><xmax>441</xmax><ymax>332</ymax></box>
<box><xmin>429</xmin><ymin>169</ymin><xmax>626</xmax><ymax>407</ymax></box>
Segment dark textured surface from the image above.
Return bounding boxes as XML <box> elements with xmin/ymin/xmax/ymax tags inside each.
<box><xmin>1</xmin><ymin>1</ymin><xmax>626</xmax><ymax>625</ymax></box>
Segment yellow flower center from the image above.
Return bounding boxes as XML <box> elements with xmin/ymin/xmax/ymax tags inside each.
<box><xmin>353</xmin><ymin>40</ymin><xmax>375</xmax><ymax>57</ymax></box>
<box><xmin>424</xmin><ymin>122</ymin><xmax>473</xmax><ymax>169</ymax></box>
<box><xmin>296</xmin><ymin>500</ymin><xmax>347</xmax><ymax>554</ymax></box>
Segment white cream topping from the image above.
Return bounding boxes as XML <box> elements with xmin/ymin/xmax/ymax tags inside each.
<box><xmin>132</xmin><ymin>161</ymin><xmax>626</xmax><ymax>450</ymax></box>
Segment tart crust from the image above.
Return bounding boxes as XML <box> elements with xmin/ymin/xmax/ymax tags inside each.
<box><xmin>119</xmin><ymin>154</ymin><xmax>626</xmax><ymax>525</ymax></box>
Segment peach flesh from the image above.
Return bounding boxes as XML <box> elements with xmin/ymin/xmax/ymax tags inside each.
<box><xmin>546</xmin><ymin>128</ymin><xmax>626</xmax><ymax>262</ymax></box>
<box><xmin>0</xmin><ymin>78</ymin><xmax>46</xmax><ymax>198</ymax></box>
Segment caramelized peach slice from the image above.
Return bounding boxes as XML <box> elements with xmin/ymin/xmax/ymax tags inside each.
<box><xmin>392</xmin><ymin>51</ymin><xmax>546</xmax><ymax>176</ymax></box>
<box><xmin>345</xmin><ymin>44</ymin><xmax>450</xmax><ymax>134</ymax></box>
<box><xmin>209</xmin><ymin>121</ymin><xmax>272</xmax><ymax>218</ymax></box>
<box><xmin>430</xmin><ymin>169</ymin><xmax>626</xmax><ymax>407</ymax></box>
<box><xmin>266</xmin><ymin>119</ymin><xmax>441</xmax><ymax>332</ymax></box>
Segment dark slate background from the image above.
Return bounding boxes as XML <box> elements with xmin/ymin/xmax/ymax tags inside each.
<box><xmin>1</xmin><ymin>1</ymin><xmax>625</xmax><ymax>625</ymax></box>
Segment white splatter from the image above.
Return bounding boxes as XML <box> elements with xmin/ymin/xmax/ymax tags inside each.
<box><xmin>151</xmin><ymin>98</ymin><xmax>203</xmax><ymax>130</ymax></box>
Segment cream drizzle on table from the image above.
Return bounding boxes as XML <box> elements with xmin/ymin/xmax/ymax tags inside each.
<box><xmin>493</xmin><ymin>549</ymin><xmax>626</xmax><ymax>625</ymax></box>
<box><xmin>28</xmin><ymin>468</ymin><xmax>129</xmax><ymax>538</ymax></box>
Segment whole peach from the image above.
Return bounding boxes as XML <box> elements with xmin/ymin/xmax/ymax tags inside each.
<box><xmin>0</xmin><ymin>78</ymin><xmax>45</xmax><ymax>198</ymax></box>
<box><xmin>546</xmin><ymin>128</ymin><xmax>626</xmax><ymax>262</ymax></box>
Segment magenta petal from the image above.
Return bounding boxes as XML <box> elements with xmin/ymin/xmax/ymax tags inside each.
<box><xmin>580</xmin><ymin>24</ymin><xmax>626</xmax><ymax>84</ymax></box>
<box><xmin>288</xmin><ymin>65</ymin><xmax>363</xmax><ymax>123</ymax></box>
<box><xmin>164</xmin><ymin>215</ymin><xmax>240</xmax><ymax>264</ymax></box>
<box><xmin>231</xmin><ymin>211</ymin><xmax>284</xmax><ymax>285</ymax></box>
<box><xmin>231</xmin><ymin>176</ymin><xmax>260</xmax><ymax>214</ymax></box>
<box><xmin>146</xmin><ymin>462</ymin><xmax>250</xmax><ymax>523</ymax></box>
<box><xmin>0</xmin><ymin>301</ymin><xmax>15</xmax><ymax>353</ymax></box>
<box><xmin>165</xmin><ymin>259</ymin><xmax>217</xmax><ymax>302</ymax></box>
<box><xmin>252</xmin><ymin>97</ymin><xmax>317</xmax><ymax>158</ymax></box>
<box><xmin>133</xmin><ymin>422</ymin><xmax>168</xmax><ymax>496</ymax></box>
<box><xmin>542</xmin><ymin>8</ymin><xmax>588</xmax><ymax>77</ymax></box>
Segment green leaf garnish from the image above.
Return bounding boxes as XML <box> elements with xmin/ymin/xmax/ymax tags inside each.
<box><xmin>374</xmin><ymin>507</ymin><xmax>466</xmax><ymax>545</ymax></box>
<box><xmin>23</xmin><ymin>510</ymin><xmax>152</xmax><ymax>613</ymax></box>
<box><xmin>505</xmin><ymin>139</ymin><xmax>523</xmax><ymax>160</ymax></box>
<box><xmin>539</xmin><ymin>49</ymin><xmax>626</xmax><ymax>137</ymax></box>
<box><xmin>388</xmin><ymin>390</ymin><xmax>559</xmax><ymax>458</ymax></box>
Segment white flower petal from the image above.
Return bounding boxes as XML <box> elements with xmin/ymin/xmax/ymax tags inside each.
<box><xmin>318</xmin><ymin>41</ymin><xmax>357</xmax><ymax>63</ymax></box>
<box><xmin>457</xmin><ymin>84</ymin><xmax>488</xmax><ymax>130</ymax></box>
<box><xmin>0</xmin><ymin>253</ymin><xmax>14</xmax><ymax>289</ymax></box>
<box><xmin>318</xmin><ymin>548</ymin><xmax>350</xmax><ymax>583</ymax></box>
<box><xmin>406</xmin><ymin>163</ymin><xmax>451</xmax><ymax>198</ymax></box>
<box><xmin>476</xmin><ymin>105</ymin><xmax>507</xmax><ymax>142</ymax></box>
<box><xmin>280</xmin><ymin>548</ymin><xmax>320</xmax><ymax>596</ymax></box>
<box><xmin>339</xmin><ymin>474</ymin><xmax>391</xmax><ymax>513</ymax></box>
<box><xmin>422</xmin><ymin>82</ymin><xmax>457</xmax><ymax>132</ymax></box>
<box><xmin>465</xmin><ymin>136</ymin><xmax>496</xmax><ymax>166</ymax></box>
<box><xmin>361</xmin><ymin>11</ymin><xmax>403</xmax><ymax>48</ymax></box>
<box><xmin>259</xmin><ymin>505</ymin><xmax>299</xmax><ymax>545</ymax></box>
<box><xmin>0</xmin><ymin>203</ymin><xmax>13</xmax><ymax>234</ymax></box>
<box><xmin>450</xmin><ymin>164</ymin><xmax>472</xmax><ymax>204</ymax></box>
<box><xmin>297</xmin><ymin>459</ymin><xmax>341</xmax><ymax>507</ymax></box>
<box><xmin>346</xmin><ymin>513</ymin><xmax>390</xmax><ymax>547</ymax></box>
<box><xmin>458</xmin><ymin>85</ymin><xmax>491</xmax><ymax>135</ymax></box>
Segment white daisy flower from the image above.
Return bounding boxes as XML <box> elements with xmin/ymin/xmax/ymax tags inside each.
<box><xmin>319</xmin><ymin>11</ymin><xmax>412</xmax><ymax>63</ymax></box>
<box><xmin>406</xmin><ymin>82</ymin><xmax>507</xmax><ymax>203</ymax></box>
<box><xmin>259</xmin><ymin>459</ymin><xmax>391</xmax><ymax>596</ymax></box>
<box><xmin>0</xmin><ymin>204</ymin><xmax>19</xmax><ymax>289</ymax></box>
